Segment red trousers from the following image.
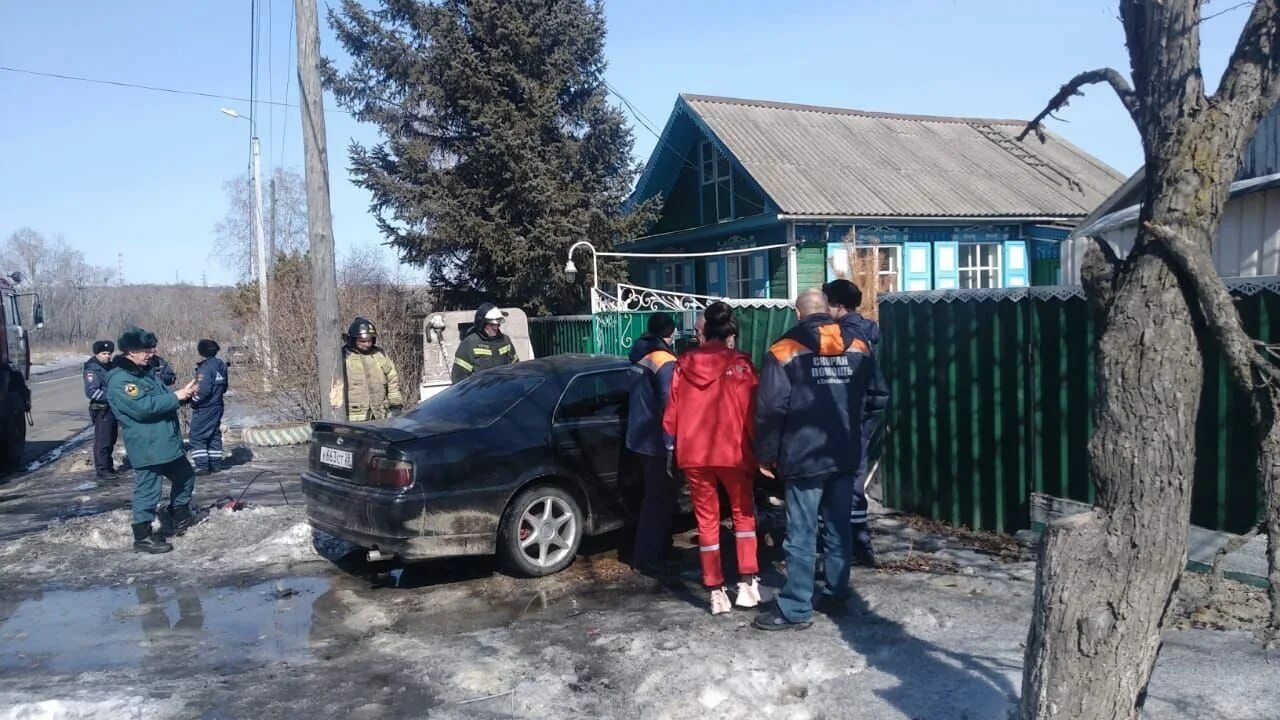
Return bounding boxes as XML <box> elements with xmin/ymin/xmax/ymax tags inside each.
<box><xmin>684</xmin><ymin>467</ymin><xmax>758</xmax><ymax>588</ymax></box>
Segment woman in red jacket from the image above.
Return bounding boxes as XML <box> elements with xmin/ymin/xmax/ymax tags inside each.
<box><xmin>662</xmin><ymin>302</ymin><xmax>763</xmax><ymax>615</ymax></box>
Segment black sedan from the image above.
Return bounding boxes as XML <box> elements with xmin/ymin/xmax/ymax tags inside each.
<box><xmin>302</xmin><ymin>355</ymin><xmax>652</xmax><ymax>577</ymax></box>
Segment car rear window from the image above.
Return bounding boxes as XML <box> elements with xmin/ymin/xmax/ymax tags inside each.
<box><xmin>406</xmin><ymin>373</ymin><xmax>543</xmax><ymax>428</ymax></box>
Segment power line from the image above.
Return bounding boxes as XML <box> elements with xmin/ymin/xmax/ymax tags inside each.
<box><xmin>280</xmin><ymin>2</ymin><xmax>297</xmax><ymax>171</ymax></box>
<box><xmin>0</xmin><ymin>65</ymin><xmax>347</xmax><ymax>114</ymax></box>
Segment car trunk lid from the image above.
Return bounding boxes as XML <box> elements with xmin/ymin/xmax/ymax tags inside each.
<box><xmin>309</xmin><ymin>422</ymin><xmax>416</xmax><ymax>488</ymax></box>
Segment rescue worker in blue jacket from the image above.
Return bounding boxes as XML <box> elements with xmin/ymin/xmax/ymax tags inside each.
<box><xmin>752</xmin><ymin>290</ymin><xmax>889</xmax><ymax>631</ymax></box>
<box><xmin>188</xmin><ymin>339</ymin><xmax>229</xmax><ymax>475</ymax></box>
<box><xmin>83</xmin><ymin>340</ymin><xmax>119</xmax><ymax>479</ymax></box>
<box><xmin>822</xmin><ymin>279</ymin><xmax>884</xmax><ymax>567</ymax></box>
<box><xmin>106</xmin><ymin>327</ymin><xmax>200</xmax><ymax>554</ymax></box>
<box><xmin>625</xmin><ymin>313</ymin><xmax>679</xmax><ymax>575</ymax></box>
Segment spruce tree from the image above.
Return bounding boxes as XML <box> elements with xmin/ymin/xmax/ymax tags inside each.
<box><xmin>325</xmin><ymin>0</ymin><xmax>657</xmax><ymax>314</ymax></box>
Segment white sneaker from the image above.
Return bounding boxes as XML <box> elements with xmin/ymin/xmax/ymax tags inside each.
<box><xmin>735</xmin><ymin>578</ymin><xmax>762</xmax><ymax>608</ymax></box>
<box><xmin>710</xmin><ymin>587</ymin><xmax>732</xmax><ymax>615</ymax></box>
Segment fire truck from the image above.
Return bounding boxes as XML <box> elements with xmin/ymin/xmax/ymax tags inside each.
<box><xmin>0</xmin><ymin>272</ymin><xmax>44</xmax><ymax>472</ymax></box>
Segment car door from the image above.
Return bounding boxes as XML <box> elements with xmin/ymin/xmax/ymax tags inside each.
<box><xmin>550</xmin><ymin>369</ymin><xmax>631</xmax><ymax>529</ymax></box>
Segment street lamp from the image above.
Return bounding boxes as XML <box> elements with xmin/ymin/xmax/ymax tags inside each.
<box><xmin>566</xmin><ymin>241</ymin><xmax>598</xmax><ymax>314</ymax></box>
<box><xmin>220</xmin><ymin>107</ymin><xmax>273</xmax><ymax>388</ymax></box>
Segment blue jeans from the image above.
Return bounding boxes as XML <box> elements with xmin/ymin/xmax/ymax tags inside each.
<box><xmin>132</xmin><ymin>457</ymin><xmax>196</xmax><ymax>524</ymax></box>
<box><xmin>778</xmin><ymin>471</ymin><xmax>854</xmax><ymax>623</ymax></box>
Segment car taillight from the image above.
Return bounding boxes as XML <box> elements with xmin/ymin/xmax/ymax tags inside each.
<box><xmin>367</xmin><ymin>457</ymin><xmax>414</xmax><ymax>489</ymax></box>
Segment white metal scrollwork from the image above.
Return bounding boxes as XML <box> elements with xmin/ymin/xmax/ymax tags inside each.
<box><xmin>593</xmin><ymin>283</ymin><xmax>723</xmax><ymax>313</ymax></box>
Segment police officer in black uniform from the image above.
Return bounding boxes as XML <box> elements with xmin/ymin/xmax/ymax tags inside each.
<box><xmin>83</xmin><ymin>340</ymin><xmax>119</xmax><ymax>479</ymax></box>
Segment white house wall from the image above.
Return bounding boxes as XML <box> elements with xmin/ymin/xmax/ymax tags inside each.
<box><xmin>1060</xmin><ymin>187</ymin><xmax>1280</xmax><ymax>284</ymax></box>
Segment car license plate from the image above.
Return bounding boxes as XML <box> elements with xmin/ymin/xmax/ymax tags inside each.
<box><xmin>319</xmin><ymin>446</ymin><xmax>353</xmax><ymax>470</ymax></box>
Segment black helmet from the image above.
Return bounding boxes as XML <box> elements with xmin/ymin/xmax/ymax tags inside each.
<box><xmin>346</xmin><ymin>317</ymin><xmax>377</xmax><ymax>344</ymax></box>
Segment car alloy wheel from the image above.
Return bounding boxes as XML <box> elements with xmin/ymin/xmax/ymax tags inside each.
<box><xmin>500</xmin><ymin>485</ymin><xmax>584</xmax><ymax>577</ymax></box>
<box><xmin>518</xmin><ymin>495</ymin><xmax>577</xmax><ymax>569</ymax></box>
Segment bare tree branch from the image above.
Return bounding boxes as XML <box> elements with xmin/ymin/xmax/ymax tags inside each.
<box><xmin>1018</xmin><ymin>68</ymin><xmax>1140</xmax><ymax>142</ymax></box>
<box><xmin>1144</xmin><ymin>222</ymin><xmax>1280</xmax><ymax>391</ymax></box>
<box><xmin>1216</xmin><ymin>0</ymin><xmax>1280</xmax><ymax>114</ymax></box>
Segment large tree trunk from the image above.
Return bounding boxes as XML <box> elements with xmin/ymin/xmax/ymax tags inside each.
<box><xmin>1020</xmin><ymin>1</ymin><xmax>1280</xmax><ymax>715</ymax></box>
<box><xmin>1022</xmin><ymin>229</ymin><xmax>1204</xmax><ymax>720</ymax></box>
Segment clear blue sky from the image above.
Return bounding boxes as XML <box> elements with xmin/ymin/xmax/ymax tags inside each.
<box><xmin>0</xmin><ymin>0</ymin><xmax>1255</xmax><ymax>286</ymax></box>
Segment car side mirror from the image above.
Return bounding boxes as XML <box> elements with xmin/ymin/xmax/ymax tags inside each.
<box><xmin>32</xmin><ymin>300</ymin><xmax>44</xmax><ymax>329</ymax></box>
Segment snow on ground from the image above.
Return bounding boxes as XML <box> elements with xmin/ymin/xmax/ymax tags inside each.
<box><xmin>1</xmin><ymin>434</ymin><xmax>1276</xmax><ymax>719</ymax></box>
<box><xmin>0</xmin><ymin>696</ymin><xmax>178</xmax><ymax>720</ymax></box>
<box><xmin>0</xmin><ymin>504</ymin><xmax>347</xmax><ymax>588</ymax></box>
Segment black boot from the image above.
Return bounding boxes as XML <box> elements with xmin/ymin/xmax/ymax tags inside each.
<box><xmin>155</xmin><ymin>507</ymin><xmax>175</xmax><ymax>539</ymax></box>
<box><xmin>132</xmin><ymin>523</ymin><xmax>173</xmax><ymax>554</ymax></box>
<box><xmin>172</xmin><ymin>504</ymin><xmax>195</xmax><ymax>536</ymax></box>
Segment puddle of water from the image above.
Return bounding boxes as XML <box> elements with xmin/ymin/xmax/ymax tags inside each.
<box><xmin>0</xmin><ymin>577</ymin><xmax>332</xmax><ymax>674</ymax></box>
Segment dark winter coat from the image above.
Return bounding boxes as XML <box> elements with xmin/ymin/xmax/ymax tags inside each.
<box><xmin>662</xmin><ymin>341</ymin><xmax>758</xmax><ymax>472</ymax></box>
<box><xmin>191</xmin><ymin>356</ymin><xmax>229</xmax><ymax>410</ymax></box>
<box><xmin>106</xmin><ymin>355</ymin><xmax>185</xmax><ymax>468</ymax></box>
<box><xmin>839</xmin><ymin>312</ymin><xmax>880</xmax><ymax>353</ymax></box>
<box><xmin>625</xmin><ymin>334</ymin><xmax>676</xmax><ymax>457</ymax></box>
<box><xmin>83</xmin><ymin>356</ymin><xmax>112</xmax><ymax>408</ymax></box>
<box><xmin>755</xmin><ymin>314</ymin><xmax>888</xmax><ymax>480</ymax></box>
<box><xmin>451</xmin><ymin>303</ymin><xmax>518</xmax><ymax>383</ymax></box>
<box><xmin>148</xmin><ymin>355</ymin><xmax>177</xmax><ymax>387</ymax></box>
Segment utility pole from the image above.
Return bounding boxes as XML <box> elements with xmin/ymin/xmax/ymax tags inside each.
<box><xmin>294</xmin><ymin>0</ymin><xmax>344</xmax><ymax>421</ymax></box>
<box><xmin>251</xmin><ymin>136</ymin><xmax>274</xmax><ymax>390</ymax></box>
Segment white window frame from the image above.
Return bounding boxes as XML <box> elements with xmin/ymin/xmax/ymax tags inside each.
<box><xmin>725</xmin><ymin>255</ymin><xmax>751</xmax><ymax>298</ymax></box>
<box><xmin>859</xmin><ymin>245</ymin><xmax>902</xmax><ymax>292</ymax></box>
<box><xmin>958</xmin><ymin>243</ymin><xmax>1003</xmax><ymax>289</ymax></box>
<box><xmin>700</xmin><ymin>140</ymin><xmax>734</xmax><ymax>223</ymax></box>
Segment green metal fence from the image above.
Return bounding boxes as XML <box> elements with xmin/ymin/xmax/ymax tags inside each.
<box><xmin>878</xmin><ymin>280</ymin><xmax>1280</xmax><ymax>534</ymax></box>
<box><xmin>529</xmin><ymin>305</ymin><xmax>797</xmax><ymax>360</ymax></box>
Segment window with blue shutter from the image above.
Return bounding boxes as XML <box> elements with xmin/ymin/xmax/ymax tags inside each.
<box><xmin>1003</xmin><ymin>240</ymin><xmax>1029</xmax><ymax>287</ymax></box>
<box><xmin>933</xmin><ymin>240</ymin><xmax>960</xmax><ymax>290</ymax></box>
<box><xmin>902</xmin><ymin>242</ymin><xmax>932</xmax><ymax>291</ymax></box>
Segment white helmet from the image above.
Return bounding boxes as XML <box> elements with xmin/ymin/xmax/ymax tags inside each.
<box><xmin>483</xmin><ymin>307</ymin><xmax>506</xmax><ymax>324</ymax></box>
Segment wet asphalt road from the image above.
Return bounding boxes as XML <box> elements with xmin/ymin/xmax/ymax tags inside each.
<box><xmin>22</xmin><ymin>366</ymin><xmax>89</xmax><ymax>467</ymax></box>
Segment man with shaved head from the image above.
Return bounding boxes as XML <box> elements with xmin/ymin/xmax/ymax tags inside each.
<box><xmin>752</xmin><ymin>289</ymin><xmax>888</xmax><ymax>631</ymax></box>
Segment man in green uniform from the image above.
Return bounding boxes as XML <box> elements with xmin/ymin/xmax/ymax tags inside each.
<box><xmin>451</xmin><ymin>303</ymin><xmax>518</xmax><ymax>383</ymax></box>
<box><xmin>330</xmin><ymin>317</ymin><xmax>403</xmax><ymax>422</ymax></box>
<box><xmin>106</xmin><ymin>328</ymin><xmax>199</xmax><ymax>554</ymax></box>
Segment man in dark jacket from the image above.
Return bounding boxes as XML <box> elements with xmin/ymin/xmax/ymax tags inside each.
<box><xmin>752</xmin><ymin>290</ymin><xmax>889</xmax><ymax>631</ymax></box>
<box><xmin>625</xmin><ymin>313</ymin><xmax>679</xmax><ymax>574</ymax></box>
<box><xmin>188</xmin><ymin>339</ymin><xmax>229</xmax><ymax>475</ymax></box>
<box><xmin>83</xmin><ymin>340</ymin><xmax>119</xmax><ymax>479</ymax></box>
<box><xmin>451</xmin><ymin>303</ymin><xmax>518</xmax><ymax>383</ymax></box>
<box><xmin>107</xmin><ymin>328</ymin><xmax>200</xmax><ymax>554</ymax></box>
<box><xmin>148</xmin><ymin>354</ymin><xmax>177</xmax><ymax>387</ymax></box>
<box><xmin>823</xmin><ymin>279</ymin><xmax>885</xmax><ymax>566</ymax></box>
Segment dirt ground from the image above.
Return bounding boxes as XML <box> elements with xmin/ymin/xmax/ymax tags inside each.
<box><xmin>1</xmin><ymin>440</ymin><xmax>1276</xmax><ymax>720</ymax></box>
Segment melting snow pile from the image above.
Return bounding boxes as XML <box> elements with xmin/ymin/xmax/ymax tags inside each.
<box><xmin>0</xmin><ymin>695</ymin><xmax>178</xmax><ymax>720</ymax></box>
<box><xmin>0</xmin><ymin>505</ymin><xmax>347</xmax><ymax>585</ymax></box>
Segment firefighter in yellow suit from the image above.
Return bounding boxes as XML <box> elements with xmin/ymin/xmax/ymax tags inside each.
<box><xmin>329</xmin><ymin>317</ymin><xmax>403</xmax><ymax>421</ymax></box>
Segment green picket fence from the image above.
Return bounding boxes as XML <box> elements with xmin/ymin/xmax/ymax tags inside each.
<box><xmin>877</xmin><ymin>281</ymin><xmax>1280</xmax><ymax>534</ymax></box>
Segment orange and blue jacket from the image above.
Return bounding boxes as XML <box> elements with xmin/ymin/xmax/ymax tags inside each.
<box><xmin>755</xmin><ymin>314</ymin><xmax>888</xmax><ymax>479</ymax></box>
<box><xmin>625</xmin><ymin>335</ymin><xmax>677</xmax><ymax>457</ymax></box>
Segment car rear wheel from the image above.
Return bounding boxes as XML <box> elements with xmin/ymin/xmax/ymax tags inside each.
<box><xmin>499</xmin><ymin>485</ymin><xmax>582</xmax><ymax>577</ymax></box>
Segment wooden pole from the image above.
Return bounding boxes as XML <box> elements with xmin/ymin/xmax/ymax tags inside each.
<box><xmin>293</xmin><ymin>0</ymin><xmax>344</xmax><ymax>421</ymax></box>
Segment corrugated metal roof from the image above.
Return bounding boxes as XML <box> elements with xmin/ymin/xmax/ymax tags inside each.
<box><xmin>681</xmin><ymin>94</ymin><xmax>1125</xmax><ymax>219</ymax></box>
